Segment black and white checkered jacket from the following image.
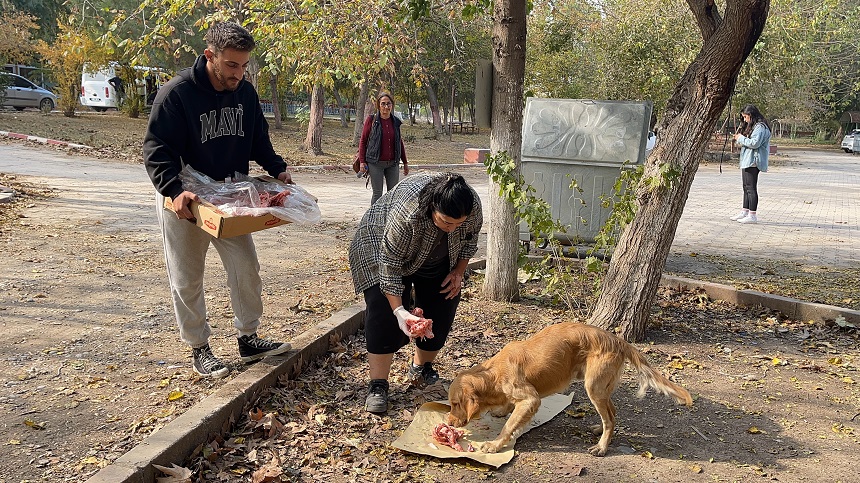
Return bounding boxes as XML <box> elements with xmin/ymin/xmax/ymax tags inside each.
<box><xmin>348</xmin><ymin>173</ymin><xmax>483</xmax><ymax>296</ymax></box>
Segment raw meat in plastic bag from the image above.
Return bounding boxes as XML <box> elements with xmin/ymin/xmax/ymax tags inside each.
<box><xmin>177</xmin><ymin>166</ymin><xmax>321</xmax><ymax>224</ymax></box>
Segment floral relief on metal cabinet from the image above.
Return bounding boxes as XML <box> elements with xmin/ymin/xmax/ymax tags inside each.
<box><xmin>522</xmin><ymin>100</ymin><xmax>648</xmax><ymax>165</ymax></box>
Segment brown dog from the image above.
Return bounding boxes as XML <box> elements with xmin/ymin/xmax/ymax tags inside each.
<box><xmin>446</xmin><ymin>322</ymin><xmax>692</xmax><ymax>455</ymax></box>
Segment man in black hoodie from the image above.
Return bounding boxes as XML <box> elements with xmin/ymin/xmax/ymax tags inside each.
<box><xmin>144</xmin><ymin>22</ymin><xmax>292</xmax><ymax>378</ymax></box>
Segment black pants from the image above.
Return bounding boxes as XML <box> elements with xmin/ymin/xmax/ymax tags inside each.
<box><xmin>742</xmin><ymin>166</ymin><xmax>760</xmax><ymax>211</ymax></box>
<box><xmin>363</xmin><ymin>272</ymin><xmax>460</xmax><ymax>355</ymax></box>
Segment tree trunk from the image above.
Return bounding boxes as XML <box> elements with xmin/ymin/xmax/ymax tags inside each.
<box><xmin>448</xmin><ymin>82</ymin><xmax>456</xmax><ymax>140</ymax></box>
<box><xmin>332</xmin><ymin>87</ymin><xmax>349</xmax><ymax>128</ymax></box>
<box><xmin>352</xmin><ymin>81</ymin><xmax>371</xmax><ymax>146</ymax></box>
<box><xmin>305</xmin><ymin>83</ymin><xmax>325</xmax><ymax>155</ymax></box>
<box><xmin>426</xmin><ymin>83</ymin><xmax>442</xmax><ymax>133</ymax></box>
<box><xmin>269</xmin><ymin>74</ymin><xmax>282</xmax><ymax>130</ymax></box>
<box><xmin>483</xmin><ymin>0</ymin><xmax>527</xmax><ymax>302</ymax></box>
<box><xmin>589</xmin><ymin>0</ymin><xmax>770</xmax><ymax>341</ymax></box>
<box><xmin>247</xmin><ymin>57</ymin><xmax>259</xmax><ymax>90</ymax></box>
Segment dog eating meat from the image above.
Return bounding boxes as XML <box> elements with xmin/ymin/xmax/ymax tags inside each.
<box><xmin>446</xmin><ymin>322</ymin><xmax>692</xmax><ymax>455</ymax></box>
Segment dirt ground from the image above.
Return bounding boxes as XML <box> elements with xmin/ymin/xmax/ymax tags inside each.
<box><xmin>0</xmin><ymin>110</ymin><xmax>858</xmax><ymax>483</ymax></box>
<box><xmin>0</xmin><ymin>108</ymin><xmax>484</xmax><ymax>167</ymax></box>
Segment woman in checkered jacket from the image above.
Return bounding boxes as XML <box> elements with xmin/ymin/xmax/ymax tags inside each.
<box><xmin>349</xmin><ymin>172</ymin><xmax>483</xmax><ymax>413</ymax></box>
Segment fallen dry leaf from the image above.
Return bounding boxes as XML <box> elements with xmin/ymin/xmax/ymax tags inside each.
<box><xmin>23</xmin><ymin>419</ymin><xmax>46</xmax><ymax>430</ymax></box>
<box><xmin>152</xmin><ymin>463</ymin><xmax>192</xmax><ymax>483</ymax></box>
<box><xmin>251</xmin><ymin>455</ymin><xmax>284</xmax><ymax>483</ymax></box>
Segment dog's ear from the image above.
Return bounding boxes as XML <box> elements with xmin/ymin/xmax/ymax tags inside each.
<box><xmin>464</xmin><ymin>394</ymin><xmax>481</xmax><ymax>421</ymax></box>
<box><xmin>459</xmin><ymin>374</ymin><xmax>484</xmax><ymax>421</ymax></box>
<box><xmin>466</xmin><ymin>371</ymin><xmax>491</xmax><ymax>396</ymax></box>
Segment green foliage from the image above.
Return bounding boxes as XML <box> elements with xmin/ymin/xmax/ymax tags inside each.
<box><xmin>36</xmin><ymin>16</ymin><xmax>104</xmax><ymax>117</ymax></box>
<box><xmin>734</xmin><ymin>0</ymin><xmax>860</xmax><ymax>130</ymax></box>
<box><xmin>0</xmin><ymin>8</ymin><xmax>40</xmax><ymax>65</ymax></box>
<box><xmin>525</xmin><ymin>0</ymin><xmax>859</xmax><ymax>135</ymax></box>
<box><xmin>589</xmin><ymin>163</ymin><xmax>642</xmax><ymax>268</ymax></box>
<box><xmin>484</xmin><ymin>151</ymin><xmax>561</xmax><ymax>252</ymax></box>
<box><xmin>484</xmin><ymin>150</ymin><xmax>572</xmax><ymax>307</ymax></box>
<box><xmin>407</xmin><ymin>8</ymin><xmax>491</xmax><ymax>126</ymax></box>
<box><xmin>116</xmin><ymin>64</ymin><xmax>146</xmax><ymax>118</ymax></box>
<box><xmin>294</xmin><ymin>106</ymin><xmax>311</xmax><ymax>128</ymax></box>
<box><xmin>526</xmin><ymin>0</ymin><xmax>698</xmax><ymax>118</ymax></box>
<box><xmin>643</xmin><ymin>161</ymin><xmax>681</xmax><ymax>192</ymax></box>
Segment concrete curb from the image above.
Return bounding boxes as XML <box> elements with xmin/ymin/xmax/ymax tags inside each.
<box><xmin>515</xmin><ymin>254</ymin><xmax>859</xmax><ymax>325</ymax></box>
<box><xmin>660</xmin><ymin>274</ymin><xmax>860</xmax><ymax>325</ymax></box>
<box><xmin>0</xmin><ymin>184</ymin><xmax>14</xmax><ymax>203</ymax></box>
<box><xmin>84</xmin><ymin>261</ymin><xmax>858</xmax><ymax>483</ymax></box>
<box><xmin>0</xmin><ymin>130</ymin><xmax>93</xmax><ymax>149</ymax></box>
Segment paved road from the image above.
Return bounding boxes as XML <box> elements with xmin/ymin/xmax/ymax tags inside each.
<box><xmin>1</xmin><ymin>144</ymin><xmax>857</xmax><ymax>269</ymax></box>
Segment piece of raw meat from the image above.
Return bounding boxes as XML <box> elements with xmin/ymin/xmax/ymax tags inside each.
<box><xmin>408</xmin><ymin>308</ymin><xmax>434</xmax><ymax>339</ymax></box>
<box><xmin>431</xmin><ymin>422</ymin><xmax>474</xmax><ymax>452</ymax></box>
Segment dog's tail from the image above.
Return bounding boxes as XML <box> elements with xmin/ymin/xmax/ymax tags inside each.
<box><xmin>623</xmin><ymin>344</ymin><xmax>693</xmax><ymax>406</ymax></box>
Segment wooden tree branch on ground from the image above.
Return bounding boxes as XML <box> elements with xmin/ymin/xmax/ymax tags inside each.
<box><xmin>590</xmin><ymin>0</ymin><xmax>770</xmax><ymax>341</ymax></box>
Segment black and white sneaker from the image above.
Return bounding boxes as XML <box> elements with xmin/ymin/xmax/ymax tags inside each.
<box><xmin>237</xmin><ymin>333</ymin><xmax>291</xmax><ymax>363</ymax></box>
<box><xmin>365</xmin><ymin>379</ymin><xmax>390</xmax><ymax>414</ymax></box>
<box><xmin>192</xmin><ymin>345</ymin><xmax>229</xmax><ymax>378</ymax></box>
<box><xmin>408</xmin><ymin>362</ymin><xmax>440</xmax><ymax>387</ymax></box>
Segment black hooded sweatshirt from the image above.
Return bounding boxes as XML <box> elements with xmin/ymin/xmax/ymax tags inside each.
<box><xmin>143</xmin><ymin>55</ymin><xmax>287</xmax><ymax>199</ymax></box>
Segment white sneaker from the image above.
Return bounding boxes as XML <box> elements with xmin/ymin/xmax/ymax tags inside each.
<box><xmin>730</xmin><ymin>210</ymin><xmax>749</xmax><ymax>221</ymax></box>
<box><xmin>738</xmin><ymin>214</ymin><xmax>758</xmax><ymax>224</ymax></box>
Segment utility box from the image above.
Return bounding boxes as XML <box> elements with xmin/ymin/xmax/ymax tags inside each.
<box><xmin>520</xmin><ymin>98</ymin><xmax>652</xmax><ymax>245</ymax></box>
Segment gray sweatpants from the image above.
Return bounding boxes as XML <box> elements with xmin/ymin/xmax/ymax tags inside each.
<box><xmin>368</xmin><ymin>162</ymin><xmax>400</xmax><ymax>205</ymax></box>
<box><xmin>155</xmin><ymin>193</ymin><xmax>263</xmax><ymax>348</ymax></box>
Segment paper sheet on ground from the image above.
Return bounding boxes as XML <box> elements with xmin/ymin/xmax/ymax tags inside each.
<box><xmin>392</xmin><ymin>392</ymin><xmax>574</xmax><ymax>467</ymax></box>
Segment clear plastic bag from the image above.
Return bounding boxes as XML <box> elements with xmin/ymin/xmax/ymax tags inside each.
<box><xmin>227</xmin><ymin>172</ymin><xmax>321</xmax><ymax>224</ymax></box>
<box><xmin>178</xmin><ymin>166</ymin><xmax>321</xmax><ymax>224</ymax></box>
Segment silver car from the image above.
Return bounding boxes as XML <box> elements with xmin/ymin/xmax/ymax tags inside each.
<box><xmin>841</xmin><ymin>129</ymin><xmax>860</xmax><ymax>153</ymax></box>
<box><xmin>0</xmin><ymin>73</ymin><xmax>58</xmax><ymax>112</ymax></box>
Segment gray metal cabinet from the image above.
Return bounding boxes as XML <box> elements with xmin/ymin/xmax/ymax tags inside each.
<box><xmin>520</xmin><ymin>98</ymin><xmax>652</xmax><ymax>245</ymax></box>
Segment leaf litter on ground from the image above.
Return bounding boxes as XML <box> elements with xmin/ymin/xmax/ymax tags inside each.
<box><xmin>174</xmin><ymin>281</ymin><xmax>860</xmax><ymax>482</ymax></box>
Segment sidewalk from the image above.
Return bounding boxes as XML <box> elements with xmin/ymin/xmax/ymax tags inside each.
<box><xmin>669</xmin><ymin>148</ymin><xmax>859</xmax><ymax>268</ymax></box>
<box><xmin>1</xmin><ymin>143</ymin><xmax>855</xmax><ymax>266</ymax></box>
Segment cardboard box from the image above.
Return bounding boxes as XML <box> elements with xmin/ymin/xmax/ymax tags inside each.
<box><xmin>164</xmin><ymin>197</ymin><xmax>288</xmax><ymax>238</ymax></box>
<box><xmin>164</xmin><ymin>177</ymin><xmax>290</xmax><ymax>238</ymax></box>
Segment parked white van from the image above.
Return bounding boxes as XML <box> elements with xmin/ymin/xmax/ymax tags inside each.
<box><xmin>80</xmin><ymin>63</ymin><xmax>167</xmax><ymax>111</ymax></box>
<box><xmin>80</xmin><ymin>64</ymin><xmax>120</xmax><ymax>111</ymax></box>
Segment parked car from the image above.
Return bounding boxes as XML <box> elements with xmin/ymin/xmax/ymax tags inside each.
<box><xmin>645</xmin><ymin>131</ymin><xmax>657</xmax><ymax>156</ymax></box>
<box><xmin>841</xmin><ymin>129</ymin><xmax>860</xmax><ymax>153</ymax></box>
<box><xmin>80</xmin><ymin>63</ymin><xmax>167</xmax><ymax>111</ymax></box>
<box><xmin>0</xmin><ymin>73</ymin><xmax>58</xmax><ymax>112</ymax></box>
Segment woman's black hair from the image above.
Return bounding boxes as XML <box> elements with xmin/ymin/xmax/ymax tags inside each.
<box><xmin>418</xmin><ymin>173</ymin><xmax>474</xmax><ymax>220</ymax></box>
<box><xmin>740</xmin><ymin>104</ymin><xmax>771</xmax><ymax>135</ymax></box>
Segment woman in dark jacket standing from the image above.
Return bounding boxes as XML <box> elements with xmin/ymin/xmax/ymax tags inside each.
<box><xmin>358</xmin><ymin>90</ymin><xmax>409</xmax><ymax>204</ymax></box>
